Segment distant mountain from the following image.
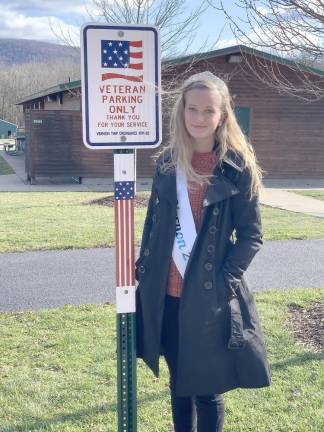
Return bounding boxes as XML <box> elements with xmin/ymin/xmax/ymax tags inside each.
<box><xmin>0</xmin><ymin>38</ymin><xmax>80</xmax><ymax>65</ymax></box>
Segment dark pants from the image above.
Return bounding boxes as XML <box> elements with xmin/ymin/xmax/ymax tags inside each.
<box><xmin>161</xmin><ymin>295</ymin><xmax>225</xmax><ymax>432</ymax></box>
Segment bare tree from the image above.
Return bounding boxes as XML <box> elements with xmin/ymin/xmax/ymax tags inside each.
<box><xmin>1</xmin><ymin>60</ymin><xmax>80</xmax><ymax>125</ymax></box>
<box><xmin>88</xmin><ymin>0</ymin><xmax>209</xmax><ymax>58</ymax></box>
<box><xmin>51</xmin><ymin>0</ymin><xmax>225</xmax><ymax>103</ymax></box>
<box><xmin>50</xmin><ymin>0</ymin><xmax>211</xmax><ymax>59</ymax></box>
<box><xmin>208</xmin><ymin>0</ymin><xmax>324</xmax><ymax>100</ymax></box>
<box><xmin>50</xmin><ymin>0</ymin><xmax>222</xmax><ymax>97</ymax></box>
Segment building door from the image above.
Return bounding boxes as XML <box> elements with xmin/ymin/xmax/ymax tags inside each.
<box><xmin>234</xmin><ymin>106</ymin><xmax>250</xmax><ymax>137</ymax></box>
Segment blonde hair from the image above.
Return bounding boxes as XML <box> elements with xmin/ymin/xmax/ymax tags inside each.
<box><xmin>160</xmin><ymin>71</ymin><xmax>262</xmax><ymax>197</ymax></box>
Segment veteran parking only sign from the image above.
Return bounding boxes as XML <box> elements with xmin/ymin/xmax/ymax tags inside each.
<box><xmin>81</xmin><ymin>23</ymin><xmax>161</xmax><ymax>149</ymax></box>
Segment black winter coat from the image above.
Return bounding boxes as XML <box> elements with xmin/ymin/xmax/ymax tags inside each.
<box><xmin>135</xmin><ymin>149</ymin><xmax>271</xmax><ymax>396</ymax></box>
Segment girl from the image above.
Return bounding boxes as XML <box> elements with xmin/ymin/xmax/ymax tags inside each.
<box><xmin>135</xmin><ymin>71</ymin><xmax>270</xmax><ymax>432</ymax></box>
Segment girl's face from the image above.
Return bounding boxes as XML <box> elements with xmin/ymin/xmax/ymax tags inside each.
<box><xmin>184</xmin><ymin>88</ymin><xmax>223</xmax><ymax>151</ymax></box>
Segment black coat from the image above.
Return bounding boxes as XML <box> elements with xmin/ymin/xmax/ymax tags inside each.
<box><xmin>135</xmin><ymin>149</ymin><xmax>271</xmax><ymax>396</ymax></box>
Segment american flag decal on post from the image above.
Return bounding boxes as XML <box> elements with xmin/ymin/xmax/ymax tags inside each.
<box><xmin>101</xmin><ymin>40</ymin><xmax>143</xmax><ymax>82</ymax></box>
<box><xmin>114</xmin><ymin>179</ymin><xmax>135</xmax><ymax>313</ymax></box>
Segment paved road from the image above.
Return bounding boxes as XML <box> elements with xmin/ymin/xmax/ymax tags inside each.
<box><xmin>1</xmin><ymin>240</ymin><xmax>324</xmax><ymax>312</ymax></box>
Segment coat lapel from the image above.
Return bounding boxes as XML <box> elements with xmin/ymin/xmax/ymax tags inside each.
<box><xmin>203</xmin><ymin>148</ymin><xmax>244</xmax><ymax>206</ymax></box>
<box><xmin>203</xmin><ymin>168</ymin><xmax>239</xmax><ymax>207</ymax></box>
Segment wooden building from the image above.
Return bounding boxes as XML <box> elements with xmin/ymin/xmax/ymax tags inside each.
<box><xmin>17</xmin><ymin>45</ymin><xmax>324</xmax><ymax>183</ymax></box>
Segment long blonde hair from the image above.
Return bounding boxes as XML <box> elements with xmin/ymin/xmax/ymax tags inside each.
<box><xmin>160</xmin><ymin>71</ymin><xmax>262</xmax><ymax>197</ymax></box>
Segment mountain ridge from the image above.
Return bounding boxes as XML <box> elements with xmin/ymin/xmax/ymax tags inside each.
<box><xmin>0</xmin><ymin>38</ymin><xmax>80</xmax><ymax>65</ymax></box>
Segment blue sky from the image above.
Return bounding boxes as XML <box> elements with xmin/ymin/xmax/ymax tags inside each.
<box><xmin>0</xmin><ymin>0</ymin><xmax>243</xmax><ymax>52</ymax></box>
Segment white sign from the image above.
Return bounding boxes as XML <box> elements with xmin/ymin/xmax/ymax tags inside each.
<box><xmin>81</xmin><ymin>23</ymin><xmax>162</xmax><ymax>149</ymax></box>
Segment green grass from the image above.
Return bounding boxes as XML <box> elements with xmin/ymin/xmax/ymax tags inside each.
<box><xmin>0</xmin><ymin>154</ymin><xmax>15</xmax><ymax>175</ymax></box>
<box><xmin>261</xmin><ymin>205</ymin><xmax>324</xmax><ymax>240</ymax></box>
<box><xmin>0</xmin><ymin>192</ymin><xmax>146</xmax><ymax>252</ymax></box>
<box><xmin>0</xmin><ymin>288</ymin><xmax>323</xmax><ymax>431</ymax></box>
<box><xmin>0</xmin><ymin>192</ymin><xmax>324</xmax><ymax>253</ymax></box>
<box><xmin>291</xmin><ymin>190</ymin><xmax>324</xmax><ymax>202</ymax></box>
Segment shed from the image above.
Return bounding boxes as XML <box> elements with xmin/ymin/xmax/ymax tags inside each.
<box><xmin>17</xmin><ymin>45</ymin><xmax>324</xmax><ymax>183</ymax></box>
<box><xmin>0</xmin><ymin>119</ymin><xmax>17</xmax><ymax>139</ymax></box>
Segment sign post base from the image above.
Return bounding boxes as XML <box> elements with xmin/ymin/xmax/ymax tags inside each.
<box><xmin>117</xmin><ymin>312</ymin><xmax>137</xmax><ymax>432</ymax></box>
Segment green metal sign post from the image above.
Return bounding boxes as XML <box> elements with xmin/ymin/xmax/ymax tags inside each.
<box><xmin>114</xmin><ymin>149</ymin><xmax>137</xmax><ymax>432</ymax></box>
<box><xmin>117</xmin><ymin>312</ymin><xmax>137</xmax><ymax>431</ymax></box>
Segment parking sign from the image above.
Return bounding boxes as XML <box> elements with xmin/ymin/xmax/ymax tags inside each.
<box><xmin>81</xmin><ymin>23</ymin><xmax>161</xmax><ymax>149</ymax></box>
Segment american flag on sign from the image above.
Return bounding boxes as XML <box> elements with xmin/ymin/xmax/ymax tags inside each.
<box><xmin>101</xmin><ymin>40</ymin><xmax>143</xmax><ymax>82</ymax></box>
<box><xmin>114</xmin><ymin>181</ymin><xmax>135</xmax><ymax>287</ymax></box>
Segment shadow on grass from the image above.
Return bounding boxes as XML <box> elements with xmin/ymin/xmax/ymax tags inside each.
<box><xmin>271</xmin><ymin>351</ymin><xmax>322</xmax><ymax>370</ymax></box>
<box><xmin>2</xmin><ymin>389</ymin><xmax>169</xmax><ymax>432</ymax></box>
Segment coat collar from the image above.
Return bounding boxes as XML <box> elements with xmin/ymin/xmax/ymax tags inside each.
<box><xmin>222</xmin><ymin>152</ymin><xmax>244</xmax><ymax>173</ymax></box>
<box><xmin>203</xmin><ymin>148</ymin><xmax>243</xmax><ymax>206</ymax></box>
<box><xmin>155</xmin><ymin>148</ymin><xmax>243</xmax><ymax>205</ymax></box>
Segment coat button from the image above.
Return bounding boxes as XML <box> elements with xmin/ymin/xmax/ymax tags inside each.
<box><xmin>213</xmin><ymin>207</ymin><xmax>219</xmax><ymax>216</ymax></box>
<box><xmin>209</xmin><ymin>225</ymin><xmax>217</xmax><ymax>234</ymax></box>
<box><xmin>207</xmin><ymin>244</ymin><xmax>215</xmax><ymax>253</ymax></box>
<box><xmin>155</xmin><ymin>197</ymin><xmax>159</xmax><ymax>205</ymax></box>
<box><xmin>144</xmin><ymin>248</ymin><xmax>150</xmax><ymax>256</ymax></box>
<box><xmin>139</xmin><ymin>266</ymin><xmax>146</xmax><ymax>274</ymax></box>
<box><xmin>203</xmin><ymin>198</ymin><xmax>209</xmax><ymax>206</ymax></box>
<box><xmin>204</xmin><ymin>262</ymin><xmax>213</xmax><ymax>271</ymax></box>
<box><xmin>204</xmin><ymin>281</ymin><xmax>213</xmax><ymax>290</ymax></box>
<box><xmin>152</xmin><ymin>214</ymin><xmax>157</xmax><ymax>223</ymax></box>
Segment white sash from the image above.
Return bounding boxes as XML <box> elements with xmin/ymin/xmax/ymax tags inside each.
<box><xmin>172</xmin><ymin>166</ymin><xmax>197</xmax><ymax>278</ymax></box>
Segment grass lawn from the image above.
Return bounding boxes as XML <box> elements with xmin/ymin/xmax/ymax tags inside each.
<box><xmin>291</xmin><ymin>190</ymin><xmax>324</xmax><ymax>202</ymax></box>
<box><xmin>0</xmin><ymin>288</ymin><xmax>323</xmax><ymax>432</ymax></box>
<box><xmin>0</xmin><ymin>192</ymin><xmax>324</xmax><ymax>253</ymax></box>
<box><xmin>0</xmin><ymin>154</ymin><xmax>15</xmax><ymax>175</ymax></box>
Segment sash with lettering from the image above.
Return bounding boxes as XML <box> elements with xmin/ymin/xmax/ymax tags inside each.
<box><xmin>172</xmin><ymin>166</ymin><xmax>197</xmax><ymax>277</ymax></box>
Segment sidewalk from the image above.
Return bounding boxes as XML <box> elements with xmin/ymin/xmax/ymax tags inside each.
<box><xmin>260</xmin><ymin>188</ymin><xmax>324</xmax><ymax>218</ymax></box>
<box><xmin>1</xmin><ymin>148</ymin><xmax>324</xmax><ymax>217</ymax></box>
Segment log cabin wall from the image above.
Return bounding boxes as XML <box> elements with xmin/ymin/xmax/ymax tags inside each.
<box><xmin>24</xmin><ymin>110</ymin><xmax>113</xmax><ymax>181</ymax></box>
